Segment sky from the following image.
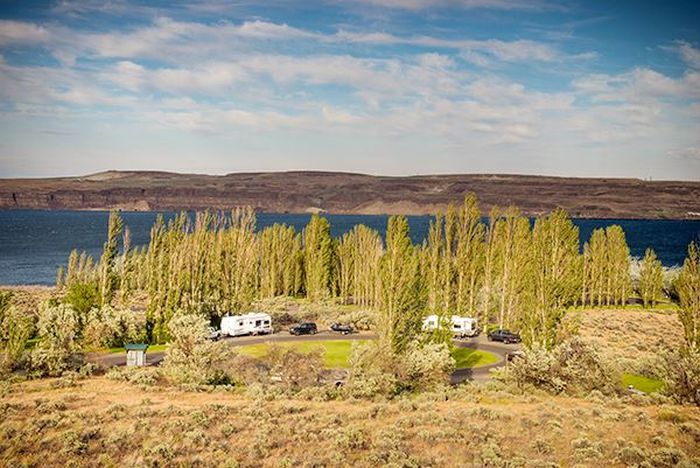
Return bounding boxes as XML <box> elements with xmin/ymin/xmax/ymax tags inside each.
<box><xmin>0</xmin><ymin>1</ymin><xmax>699</xmax><ymax>180</ymax></box>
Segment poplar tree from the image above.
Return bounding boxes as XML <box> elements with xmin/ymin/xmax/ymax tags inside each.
<box><xmin>303</xmin><ymin>214</ymin><xmax>333</xmax><ymax>302</ymax></box>
<box><xmin>676</xmin><ymin>242</ymin><xmax>700</xmax><ymax>351</ymax></box>
<box><xmin>336</xmin><ymin>224</ymin><xmax>382</xmax><ymax>306</ymax></box>
<box><xmin>454</xmin><ymin>194</ymin><xmax>485</xmax><ymax>317</ymax></box>
<box><xmin>493</xmin><ymin>206</ymin><xmax>531</xmax><ymax>329</ymax></box>
<box><xmin>639</xmin><ymin>248</ymin><xmax>664</xmax><ymax>308</ymax></box>
<box><xmin>606</xmin><ymin>225</ymin><xmax>632</xmax><ymax>306</ymax></box>
<box><xmin>258</xmin><ymin>224</ymin><xmax>303</xmax><ymax>298</ymax></box>
<box><xmin>378</xmin><ymin>216</ymin><xmax>424</xmax><ymax>354</ymax></box>
<box><xmin>98</xmin><ymin>210</ymin><xmax>124</xmax><ymax>307</ymax></box>
<box><xmin>481</xmin><ymin>207</ymin><xmax>500</xmax><ymax>324</ymax></box>
<box><xmin>522</xmin><ymin>209</ymin><xmax>580</xmax><ymax>350</ymax></box>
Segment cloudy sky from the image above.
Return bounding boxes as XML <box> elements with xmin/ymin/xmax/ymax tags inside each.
<box><xmin>0</xmin><ymin>1</ymin><xmax>699</xmax><ymax>179</ymax></box>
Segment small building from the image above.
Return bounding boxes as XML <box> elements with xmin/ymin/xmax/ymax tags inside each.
<box><xmin>125</xmin><ymin>343</ymin><xmax>149</xmax><ymax>367</ymax></box>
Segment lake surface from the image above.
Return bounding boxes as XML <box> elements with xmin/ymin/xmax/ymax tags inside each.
<box><xmin>1</xmin><ymin>210</ymin><xmax>699</xmax><ymax>285</ymax></box>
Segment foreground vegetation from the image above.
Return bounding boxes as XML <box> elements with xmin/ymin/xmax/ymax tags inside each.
<box><xmin>1</xmin><ymin>375</ymin><xmax>699</xmax><ymax>467</ymax></box>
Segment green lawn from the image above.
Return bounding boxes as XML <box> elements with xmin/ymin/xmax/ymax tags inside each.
<box><xmin>238</xmin><ymin>340</ymin><xmax>500</xmax><ymax>370</ymax></box>
<box><xmin>622</xmin><ymin>373</ymin><xmax>664</xmax><ymax>394</ymax></box>
<box><xmin>238</xmin><ymin>340</ymin><xmax>367</xmax><ymax>368</ymax></box>
<box><xmin>452</xmin><ymin>347</ymin><xmax>500</xmax><ymax>369</ymax></box>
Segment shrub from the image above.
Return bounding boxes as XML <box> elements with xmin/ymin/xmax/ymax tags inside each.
<box><xmin>31</xmin><ymin>303</ymin><xmax>84</xmax><ymax>376</ymax></box>
<box><xmin>161</xmin><ymin>313</ymin><xmax>232</xmax><ymax>385</ymax></box>
<box><xmin>83</xmin><ymin>306</ymin><xmax>146</xmax><ymax>349</ymax></box>
<box><xmin>0</xmin><ymin>303</ymin><xmax>32</xmax><ymax>372</ymax></box>
<box><xmin>662</xmin><ymin>348</ymin><xmax>700</xmax><ymax>406</ymax></box>
<box><xmin>255</xmin><ymin>345</ymin><xmax>326</xmax><ymax>393</ymax></box>
<box><xmin>64</xmin><ymin>282</ymin><xmax>99</xmax><ymax>318</ymax></box>
<box><xmin>344</xmin><ymin>342</ymin><xmax>397</xmax><ymax>398</ymax></box>
<box><xmin>105</xmin><ymin>366</ymin><xmax>160</xmax><ymax>386</ymax></box>
<box><xmin>398</xmin><ymin>342</ymin><xmax>455</xmax><ymax>392</ymax></box>
<box><xmin>503</xmin><ymin>337</ymin><xmax>620</xmax><ymax>396</ymax></box>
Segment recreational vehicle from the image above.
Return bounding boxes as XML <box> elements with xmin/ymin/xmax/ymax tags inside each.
<box><xmin>422</xmin><ymin>314</ymin><xmax>479</xmax><ymax>338</ymax></box>
<box><xmin>221</xmin><ymin>313</ymin><xmax>273</xmax><ymax>337</ymax></box>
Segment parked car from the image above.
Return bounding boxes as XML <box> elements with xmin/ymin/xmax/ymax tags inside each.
<box><xmin>207</xmin><ymin>327</ymin><xmax>221</xmax><ymax>341</ymax></box>
<box><xmin>487</xmin><ymin>329</ymin><xmax>521</xmax><ymax>344</ymax></box>
<box><xmin>289</xmin><ymin>322</ymin><xmax>318</xmax><ymax>336</ymax></box>
<box><xmin>330</xmin><ymin>322</ymin><xmax>354</xmax><ymax>335</ymax></box>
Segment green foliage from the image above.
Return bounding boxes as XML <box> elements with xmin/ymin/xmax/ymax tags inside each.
<box><xmin>303</xmin><ymin>214</ymin><xmax>333</xmax><ymax>302</ymax></box>
<box><xmin>521</xmin><ymin>209</ymin><xmax>581</xmax><ymax>350</ymax></box>
<box><xmin>336</xmin><ymin>225</ymin><xmax>382</xmax><ymax>307</ymax></box>
<box><xmin>82</xmin><ymin>306</ymin><xmax>146</xmax><ymax>349</ymax></box>
<box><xmin>582</xmin><ymin>225</ymin><xmax>632</xmax><ymax>307</ymax></box>
<box><xmin>31</xmin><ymin>303</ymin><xmax>83</xmax><ymax>376</ymax></box>
<box><xmin>161</xmin><ymin>313</ymin><xmax>232</xmax><ymax>385</ymax></box>
<box><xmin>64</xmin><ymin>281</ymin><xmax>99</xmax><ymax>318</ymax></box>
<box><xmin>99</xmin><ymin>210</ymin><xmax>124</xmax><ymax>306</ymax></box>
<box><xmin>639</xmin><ymin>248</ymin><xmax>664</xmax><ymax>308</ymax></box>
<box><xmin>676</xmin><ymin>242</ymin><xmax>700</xmax><ymax>352</ymax></box>
<box><xmin>378</xmin><ymin>215</ymin><xmax>424</xmax><ymax>355</ymax></box>
<box><xmin>0</xmin><ymin>295</ymin><xmax>32</xmax><ymax>372</ymax></box>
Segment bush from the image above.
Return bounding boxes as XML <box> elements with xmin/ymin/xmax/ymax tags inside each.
<box><xmin>399</xmin><ymin>342</ymin><xmax>455</xmax><ymax>392</ymax></box>
<box><xmin>503</xmin><ymin>337</ymin><xmax>620</xmax><ymax>396</ymax></box>
<box><xmin>161</xmin><ymin>313</ymin><xmax>232</xmax><ymax>385</ymax></box>
<box><xmin>233</xmin><ymin>345</ymin><xmax>326</xmax><ymax>394</ymax></box>
<box><xmin>105</xmin><ymin>366</ymin><xmax>160</xmax><ymax>386</ymax></box>
<box><xmin>64</xmin><ymin>282</ymin><xmax>99</xmax><ymax>317</ymax></box>
<box><xmin>0</xmin><ymin>303</ymin><xmax>32</xmax><ymax>373</ymax></box>
<box><xmin>82</xmin><ymin>306</ymin><xmax>146</xmax><ymax>349</ymax></box>
<box><xmin>345</xmin><ymin>340</ymin><xmax>454</xmax><ymax>398</ymax></box>
<box><xmin>662</xmin><ymin>348</ymin><xmax>700</xmax><ymax>406</ymax></box>
<box><xmin>31</xmin><ymin>304</ymin><xmax>84</xmax><ymax>376</ymax></box>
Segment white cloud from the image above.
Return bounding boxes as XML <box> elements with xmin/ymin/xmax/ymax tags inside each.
<box><xmin>678</xmin><ymin>42</ymin><xmax>700</xmax><ymax>69</ymax></box>
<box><xmin>344</xmin><ymin>0</ymin><xmax>552</xmax><ymax>11</ymax></box>
<box><xmin>0</xmin><ymin>20</ymin><xmax>49</xmax><ymax>45</ymax></box>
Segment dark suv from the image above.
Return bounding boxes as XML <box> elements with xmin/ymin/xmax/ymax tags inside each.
<box><xmin>487</xmin><ymin>329</ymin><xmax>521</xmax><ymax>344</ymax></box>
<box><xmin>289</xmin><ymin>322</ymin><xmax>318</xmax><ymax>336</ymax></box>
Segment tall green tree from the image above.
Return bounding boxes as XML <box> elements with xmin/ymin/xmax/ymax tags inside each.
<box><xmin>98</xmin><ymin>210</ymin><xmax>124</xmax><ymax>306</ymax></box>
<box><xmin>378</xmin><ymin>216</ymin><xmax>424</xmax><ymax>354</ymax></box>
<box><xmin>303</xmin><ymin>214</ymin><xmax>333</xmax><ymax>302</ymax></box>
<box><xmin>677</xmin><ymin>242</ymin><xmax>700</xmax><ymax>352</ymax></box>
<box><xmin>522</xmin><ymin>209</ymin><xmax>581</xmax><ymax>350</ymax></box>
<box><xmin>454</xmin><ymin>194</ymin><xmax>486</xmax><ymax>317</ymax></box>
<box><xmin>493</xmin><ymin>206</ymin><xmax>531</xmax><ymax>329</ymax></box>
<box><xmin>639</xmin><ymin>248</ymin><xmax>664</xmax><ymax>308</ymax></box>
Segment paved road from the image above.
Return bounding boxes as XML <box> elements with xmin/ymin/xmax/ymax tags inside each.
<box><xmin>89</xmin><ymin>331</ymin><xmax>520</xmax><ymax>383</ymax></box>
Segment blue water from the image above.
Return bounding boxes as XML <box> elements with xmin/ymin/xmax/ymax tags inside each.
<box><xmin>1</xmin><ymin>210</ymin><xmax>698</xmax><ymax>285</ymax></box>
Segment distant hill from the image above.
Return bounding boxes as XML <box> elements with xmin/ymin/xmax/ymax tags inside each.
<box><xmin>1</xmin><ymin>170</ymin><xmax>699</xmax><ymax>219</ymax></box>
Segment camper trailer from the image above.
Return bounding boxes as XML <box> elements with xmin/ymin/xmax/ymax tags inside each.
<box><xmin>221</xmin><ymin>313</ymin><xmax>273</xmax><ymax>337</ymax></box>
<box><xmin>422</xmin><ymin>314</ymin><xmax>478</xmax><ymax>338</ymax></box>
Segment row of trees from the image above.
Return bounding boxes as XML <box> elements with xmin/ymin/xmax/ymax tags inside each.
<box><xmin>57</xmin><ymin>195</ymin><xmax>673</xmax><ymax>345</ymax></box>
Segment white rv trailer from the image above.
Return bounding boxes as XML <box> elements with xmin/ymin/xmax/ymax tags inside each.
<box><xmin>422</xmin><ymin>314</ymin><xmax>478</xmax><ymax>338</ymax></box>
<box><xmin>221</xmin><ymin>313</ymin><xmax>273</xmax><ymax>337</ymax></box>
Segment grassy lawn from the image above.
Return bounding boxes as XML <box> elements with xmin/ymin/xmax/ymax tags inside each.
<box><xmin>452</xmin><ymin>347</ymin><xmax>500</xmax><ymax>369</ymax></box>
<box><xmin>622</xmin><ymin>373</ymin><xmax>664</xmax><ymax>394</ymax></box>
<box><xmin>239</xmin><ymin>340</ymin><xmax>367</xmax><ymax>368</ymax></box>
<box><xmin>238</xmin><ymin>340</ymin><xmax>500</xmax><ymax>369</ymax></box>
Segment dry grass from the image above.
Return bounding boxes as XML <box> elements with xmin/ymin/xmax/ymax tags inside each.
<box><xmin>1</xmin><ymin>377</ymin><xmax>699</xmax><ymax>467</ymax></box>
<box><xmin>575</xmin><ymin>308</ymin><xmax>685</xmax><ymax>376</ymax></box>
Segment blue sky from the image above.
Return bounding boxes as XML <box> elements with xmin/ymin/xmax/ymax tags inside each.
<box><xmin>0</xmin><ymin>0</ymin><xmax>699</xmax><ymax>179</ymax></box>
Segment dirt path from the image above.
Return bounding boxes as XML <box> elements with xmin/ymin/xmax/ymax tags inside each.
<box><xmin>89</xmin><ymin>332</ymin><xmax>520</xmax><ymax>382</ymax></box>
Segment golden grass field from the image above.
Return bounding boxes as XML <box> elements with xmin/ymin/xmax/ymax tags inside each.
<box><xmin>1</xmin><ymin>375</ymin><xmax>699</xmax><ymax>467</ymax></box>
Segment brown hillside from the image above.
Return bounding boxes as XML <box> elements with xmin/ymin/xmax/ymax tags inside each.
<box><xmin>1</xmin><ymin>171</ymin><xmax>700</xmax><ymax>218</ymax></box>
